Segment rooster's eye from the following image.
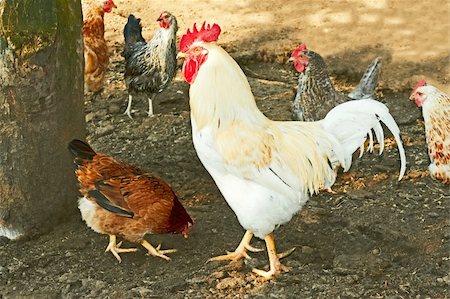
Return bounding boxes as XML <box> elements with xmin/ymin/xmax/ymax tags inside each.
<box><xmin>193</xmin><ymin>47</ymin><xmax>203</xmax><ymax>54</ymax></box>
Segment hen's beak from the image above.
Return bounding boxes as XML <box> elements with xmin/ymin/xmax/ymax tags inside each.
<box><xmin>177</xmin><ymin>52</ymin><xmax>187</xmax><ymax>59</ymax></box>
<box><xmin>287</xmin><ymin>56</ymin><xmax>295</xmax><ymax>63</ymax></box>
<box><xmin>157</xmin><ymin>17</ymin><xmax>162</xmax><ymax>22</ymax></box>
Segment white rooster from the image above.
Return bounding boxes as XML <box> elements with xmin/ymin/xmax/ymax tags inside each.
<box><xmin>177</xmin><ymin>23</ymin><xmax>406</xmax><ymax>279</ymax></box>
<box><xmin>410</xmin><ymin>80</ymin><xmax>450</xmax><ymax>184</ymax></box>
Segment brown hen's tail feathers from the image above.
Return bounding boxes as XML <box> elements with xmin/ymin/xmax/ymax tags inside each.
<box><xmin>68</xmin><ymin>139</ymin><xmax>97</xmax><ymax>162</ymax></box>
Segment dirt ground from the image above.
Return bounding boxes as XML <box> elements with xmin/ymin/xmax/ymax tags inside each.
<box><xmin>1</xmin><ymin>0</ymin><xmax>449</xmax><ymax>298</ymax></box>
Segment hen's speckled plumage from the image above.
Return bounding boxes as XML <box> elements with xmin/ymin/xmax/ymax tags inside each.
<box><xmin>291</xmin><ymin>46</ymin><xmax>381</xmax><ymax>121</ymax></box>
<box><xmin>410</xmin><ymin>84</ymin><xmax>450</xmax><ymax>184</ymax></box>
<box><xmin>123</xmin><ymin>13</ymin><xmax>178</xmax><ymax>117</ymax></box>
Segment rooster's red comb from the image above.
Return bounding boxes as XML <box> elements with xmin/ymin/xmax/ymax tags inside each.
<box><xmin>180</xmin><ymin>22</ymin><xmax>221</xmax><ymax>53</ymax></box>
<box><xmin>413</xmin><ymin>79</ymin><xmax>427</xmax><ymax>92</ymax></box>
<box><xmin>291</xmin><ymin>43</ymin><xmax>308</xmax><ymax>58</ymax></box>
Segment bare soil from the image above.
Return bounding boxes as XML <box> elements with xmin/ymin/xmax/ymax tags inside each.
<box><xmin>1</xmin><ymin>1</ymin><xmax>449</xmax><ymax>298</ymax></box>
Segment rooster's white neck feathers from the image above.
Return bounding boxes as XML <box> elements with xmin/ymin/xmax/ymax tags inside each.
<box><xmin>189</xmin><ymin>43</ymin><xmax>267</xmax><ymax>130</ymax></box>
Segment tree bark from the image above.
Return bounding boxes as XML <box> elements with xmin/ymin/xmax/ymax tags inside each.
<box><xmin>0</xmin><ymin>0</ymin><xmax>86</xmax><ymax>239</ymax></box>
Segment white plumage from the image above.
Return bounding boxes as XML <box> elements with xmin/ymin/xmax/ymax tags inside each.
<box><xmin>183</xmin><ymin>41</ymin><xmax>406</xmax><ymax>278</ymax></box>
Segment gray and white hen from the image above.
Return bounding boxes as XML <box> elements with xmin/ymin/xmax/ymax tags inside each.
<box><xmin>289</xmin><ymin>43</ymin><xmax>382</xmax><ymax>121</ymax></box>
<box><xmin>123</xmin><ymin>12</ymin><xmax>178</xmax><ymax>118</ymax></box>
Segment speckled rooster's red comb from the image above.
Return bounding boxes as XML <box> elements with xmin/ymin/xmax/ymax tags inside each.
<box><xmin>291</xmin><ymin>43</ymin><xmax>308</xmax><ymax>58</ymax></box>
<box><xmin>179</xmin><ymin>22</ymin><xmax>221</xmax><ymax>53</ymax></box>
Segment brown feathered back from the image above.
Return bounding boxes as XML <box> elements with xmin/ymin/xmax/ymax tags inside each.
<box><xmin>83</xmin><ymin>5</ymin><xmax>110</xmax><ymax>92</ymax></box>
<box><xmin>68</xmin><ymin>140</ymin><xmax>193</xmax><ymax>242</ymax></box>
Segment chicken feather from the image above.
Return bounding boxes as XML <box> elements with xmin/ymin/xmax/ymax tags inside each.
<box><xmin>179</xmin><ymin>29</ymin><xmax>406</xmax><ymax>278</ymax></box>
<box><xmin>68</xmin><ymin>139</ymin><xmax>193</xmax><ymax>262</ymax></box>
<box><xmin>123</xmin><ymin>13</ymin><xmax>178</xmax><ymax>117</ymax></box>
<box><xmin>82</xmin><ymin>1</ymin><xmax>116</xmax><ymax>93</ymax></box>
<box><xmin>410</xmin><ymin>83</ymin><xmax>450</xmax><ymax>184</ymax></box>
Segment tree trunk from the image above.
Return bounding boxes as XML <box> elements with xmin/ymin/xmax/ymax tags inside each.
<box><xmin>0</xmin><ymin>0</ymin><xmax>86</xmax><ymax>239</ymax></box>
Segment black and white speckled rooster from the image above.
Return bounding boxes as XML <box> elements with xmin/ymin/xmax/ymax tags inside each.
<box><xmin>122</xmin><ymin>12</ymin><xmax>178</xmax><ymax>118</ymax></box>
<box><xmin>289</xmin><ymin>43</ymin><xmax>382</xmax><ymax>121</ymax></box>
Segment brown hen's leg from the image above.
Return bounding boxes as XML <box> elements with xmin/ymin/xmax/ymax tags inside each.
<box><xmin>208</xmin><ymin>230</ymin><xmax>263</xmax><ymax>262</ymax></box>
<box><xmin>141</xmin><ymin>240</ymin><xmax>177</xmax><ymax>261</ymax></box>
<box><xmin>105</xmin><ymin>235</ymin><xmax>137</xmax><ymax>263</ymax></box>
<box><xmin>252</xmin><ymin>233</ymin><xmax>295</xmax><ymax>279</ymax></box>
<box><xmin>321</xmin><ymin>187</ymin><xmax>336</xmax><ymax>194</ymax></box>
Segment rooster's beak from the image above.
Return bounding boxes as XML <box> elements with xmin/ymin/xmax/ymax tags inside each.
<box><xmin>177</xmin><ymin>52</ymin><xmax>187</xmax><ymax>59</ymax></box>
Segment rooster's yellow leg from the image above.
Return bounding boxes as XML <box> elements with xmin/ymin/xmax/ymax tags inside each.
<box><xmin>208</xmin><ymin>230</ymin><xmax>263</xmax><ymax>262</ymax></box>
<box><xmin>105</xmin><ymin>235</ymin><xmax>137</xmax><ymax>263</ymax></box>
<box><xmin>321</xmin><ymin>187</ymin><xmax>336</xmax><ymax>194</ymax></box>
<box><xmin>252</xmin><ymin>233</ymin><xmax>295</xmax><ymax>279</ymax></box>
<box><xmin>141</xmin><ymin>240</ymin><xmax>177</xmax><ymax>261</ymax></box>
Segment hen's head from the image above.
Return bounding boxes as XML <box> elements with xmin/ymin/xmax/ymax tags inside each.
<box><xmin>100</xmin><ymin>0</ymin><xmax>116</xmax><ymax>13</ymax></box>
<box><xmin>289</xmin><ymin>43</ymin><xmax>309</xmax><ymax>73</ymax></box>
<box><xmin>409</xmin><ymin>80</ymin><xmax>427</xmax><ymax>107</ymax></box>
<box><xmin>157</xmin><ymin>12</ymin><xmax>177</xmax><ymax>30</ymax></box>
<box><xmin>177</xmin><ymin>22</ymin><xmax>222</xmax><ymax>84</ymax></box>
<box><xmin>170</xmin><ymin>199</ymin><xmax>194</xmax><ymax>239</ymax></box>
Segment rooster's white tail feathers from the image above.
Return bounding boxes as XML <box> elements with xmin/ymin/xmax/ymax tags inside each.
<box><xmin>320</xmin><ymin>99</ymin><xmax>406</xmax><ymax>180</ymax></box>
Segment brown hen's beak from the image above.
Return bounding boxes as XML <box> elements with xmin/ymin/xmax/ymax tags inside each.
<box><xmin>177</xmin><ymin>52</ymin><xmax>187</xmax><ymax>59</ymax></box>
<box><xmin>182</xmin><ymin>222</ymin><xmax>193</xmax><ymax>239</ymax></box>
<box><xmin>182</xmin><ymin>227</ymin><xmax>191</xmax><ymax>239</ymax></box>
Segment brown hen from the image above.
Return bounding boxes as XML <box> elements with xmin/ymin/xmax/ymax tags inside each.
<box><xmin>68</xmin><ymin>139</ymin><xmax>193</xmax><ymax>262</ymax></box>
<box><xmin>83</xmin><ymin>0</ymin><xmax>116</xmax><ymax>93</ymax></box>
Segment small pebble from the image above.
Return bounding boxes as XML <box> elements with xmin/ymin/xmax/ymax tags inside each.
<box><xmin>85</xmin><ymin>112</ymin><xmax>95</xmax><ymax>122</ymax></box>
<box><xmin>372</xmin><ymin>248</ymin><xmax>381</xmax><ymax>255</ymax></box>
<box><xmin>428</xmin><ymin>212</ymin><xmax>439</xmax><ymax>218</ymax></box>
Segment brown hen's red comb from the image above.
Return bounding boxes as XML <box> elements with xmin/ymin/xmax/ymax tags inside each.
<box><xmin>180</xmin><ymin>22</ymin><xmax>221</xmax><ymax>53</ymax></box>
<box><xmin>413</xmin><ymin>79</ymin><xmax>427</xmax><ymax>91</ymax></box>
